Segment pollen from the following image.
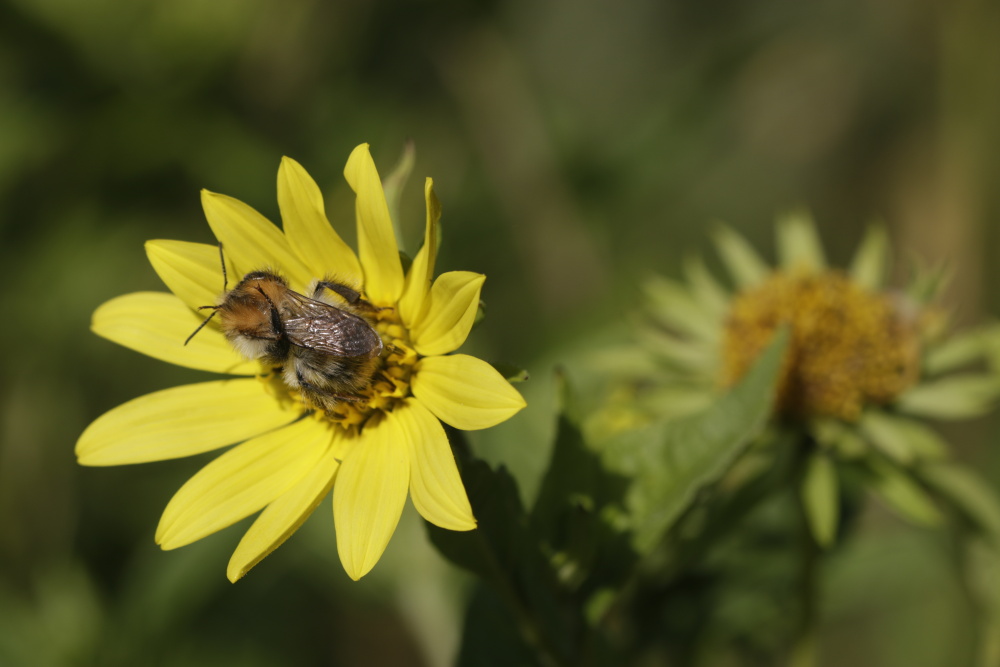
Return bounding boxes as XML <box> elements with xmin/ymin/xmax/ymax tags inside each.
<box><xmin>721</xmin><ymin>271</ymin><xmax>920</xmax><ymax>421</ymax></box>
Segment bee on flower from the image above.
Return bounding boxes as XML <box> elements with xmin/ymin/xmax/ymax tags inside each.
<box><xmin>76</xmin><ymin>144</ymin><xmax>526</xmax><ymax>581</ymax></box>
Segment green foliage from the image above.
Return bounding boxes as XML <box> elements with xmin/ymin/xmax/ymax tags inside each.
<box><xmin>604</xmin><ymin>329</ymin><xmax>788</xmax><ymax>554</ymax></box>
<box><xmin>865</xmin><ymin>456</ymin><xmax>943</xmax><ymax>527</ymax></box>
<box><xmin>429</xmin><ymin>331</ymin><xmax>788</xmax><ymax>664</ymax></box>
<box><xmin>896</xmin><ymin>375</ymin><xmax>1000</xmax><ymax>420</ymax></box>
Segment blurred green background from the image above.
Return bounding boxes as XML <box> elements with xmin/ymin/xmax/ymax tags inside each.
<box><xmin>2</xmin><ymin>0</ymin><xmax>1000</xmax><ymax>664</ymax></box>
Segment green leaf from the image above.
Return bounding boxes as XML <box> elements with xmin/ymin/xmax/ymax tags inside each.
<box><xmin>848</xmin><ymin>225</ymin><xmax>889</xmax><ymax>290</ymax></box>
<box><xmin>801</xmin><ymin>452</ymin><xmax>839</xmax><ymax>548</ymax></box>
<box><xmin>865</xmin><ymin>456</ymin><xmax>942</xmax><ymax>527</ymax></box>
<box><xmin>426</xmin><ymin>448</ymin><xmax>573</xmax><ymax>663</ymax></box>
<box><xmin>455</xmin><ymin>585</ymin><xmax>537</xmax><ymax>667</ymax></box>
<box><xmin>777</xmin><ymin>209</ymin><xmax>825</xmax><ymax>272</ymax></box>
<box><xmin>895</xmin><ymin>374</ymin><xmax>1000</xmax><ymax>420</ymax></box>
<box><xmin>604</xmin><ymin>328</ymin><xmax>788</xmax><ymax>553</ymax></box>
<box><xmin>426</xmin><ymin>454</ymin><xmax>532</xmax><ymax>582</ymax></box>
<box><xmin>712</xmin><ymin>225</ymin><xmax>770</xmax><ymax>288</ymax></box>
<box><xmin>531</xmin><ymin>377</ymin><xmax>635</xmax><ymax>595</ymax></box>
<box><xmin>919</xmin><ymin>462</ymin><xmax>1000</xmax><ymax>543</ymax></box>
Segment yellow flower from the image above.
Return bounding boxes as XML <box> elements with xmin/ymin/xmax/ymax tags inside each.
<box><xmin>592</xmin><ymin>211</ymin><xmax>1000</xmax><ymax>547</ymax></box>
<box><xmin>76</xmin><ymin>144</ymin><xmax>526</xmax><ymax>581</ymax></box>
<box><xmin>608</xmin><ymin>211</ymin><xmax>1000</xmax><ymax>467</ymax></box>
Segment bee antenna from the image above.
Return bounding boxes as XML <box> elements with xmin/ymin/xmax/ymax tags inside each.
<box><xmin>184</xmin><ymin>309</ymin><xmax>219</xmax><ymax>346</ymax></box>
<box><xmin>217</xmin><ymin>242</ymin><xmax>229</xmax><ymax>292</ymax></box>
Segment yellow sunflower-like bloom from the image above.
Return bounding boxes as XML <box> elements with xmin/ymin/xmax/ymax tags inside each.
<box><xmin>76</xmin><ymin>144</ymin><xmax>526</xmax><ymax>581</ymax></box>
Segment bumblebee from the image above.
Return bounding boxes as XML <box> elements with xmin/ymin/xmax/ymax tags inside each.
<box><xmin>187</xmin><ymin>254</ymin><xmax>383</xmax><ymax>410</ymax></box>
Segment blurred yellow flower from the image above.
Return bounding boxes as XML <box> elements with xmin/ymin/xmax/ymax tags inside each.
<box><xmin>76</xmin><ymin>144</ymin><xmax>526</xmax><ymax>581</ymax></box>
<box><xmin>595</xmin><ymin>212</ymin><xmax>1000</xmax><ymax>546</ymax></box>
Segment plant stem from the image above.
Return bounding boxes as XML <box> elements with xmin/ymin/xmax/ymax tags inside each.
<box><xmin>791</xmin><ymin>435</ymin><xmax>820</xmax><ymax>667</ymax></box>
<box><xmin>471</xmin><ymin>528</ymin><xmax>568</xmax><ymax>667</ymax></box>
<box><xmin>447</xmin><ymin>428</ymin><xmax>569</xmax><ymax>667</ymax></box>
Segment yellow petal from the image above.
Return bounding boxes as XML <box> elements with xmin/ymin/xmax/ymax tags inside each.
<box><xmin>227</xmin><ymin>436</ymin><xmax>342</xmax><ymax>582</ymax></box>
<box><xmin>397</xmin><ymin>399</ymin><xmax>476</xmax><ymax>531</ymax></box>
<box><xmin>277</xmin><ymin>156</ymin><xmax>363</xmax><ymax>283</ymax></box>
<box><xmin>77</xmin><ymin>379</ymin><xmax>296</xmax><ymax>466</ymax></box>
<box><xmin>411</xmin><ymin>354</ymin><xmax>526</xmax><ymax>430</ymax></box>
<box><xmin>333</xmin><ymin>413</ymin><xmax>409</xmax><ymax>580</ymax></box>
<box><xmin>411</xmin><ymin>271</ymin><xmax>485</xmax><ymax>356</ymax></box>
<box><xmin>145</xmin><ymin>239</ymin><xmax>230</xmax><ymax>311</ymax></box>
<box><xmin>343</xmin><ymin>144</ymin><xmax>404</xmax><ymax>305</ymax></box>
<box><xmin>398</xmin><ymin>178</ymin><xmax>441</xmax><ymax>328</ymax></box>
<box><xmin>92</xmin><ymin>292</ymin><xmax>258</xmax><ymax>375</ymax></box>
<box><xmin>156</xmin><ymin>418</ymin><xmax>331</xmax><ymax>550</ymax></box>
<box><xmin>200</xmin><ymin>190</ymin><xmax>313</xmax><ymax>291</ymax></box>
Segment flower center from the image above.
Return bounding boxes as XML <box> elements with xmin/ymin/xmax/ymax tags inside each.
<box><xmin>259</xmin><ymin>306</ymin><xmax>418</xmax><ymax>430</ymax></box>
<box><xmin>721</xmin><ymin>271</ymin><xmax>920</xmax><ymax>421</ymax></box>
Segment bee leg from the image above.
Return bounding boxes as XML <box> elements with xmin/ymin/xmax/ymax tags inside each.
<box><xmin>313</xmin><ymin>280</ymin><xmax>390</xmax><ymax>313</ymax></box>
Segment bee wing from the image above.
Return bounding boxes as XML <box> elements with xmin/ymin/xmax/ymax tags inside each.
<box><xmin>283</xmin><ymin>293</ymin><xmax>383</xmax><ymax>358</ymax></box>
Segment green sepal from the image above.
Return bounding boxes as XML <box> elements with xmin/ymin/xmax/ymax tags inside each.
<box><xmin>490</xmin><ymin>361</ymin><xmax>529</xmax><ymax>384</ymax></box>
<box><xmin>604</xmin><ymin>328</ymin><xmax>788</xmax><ymax>554</ymax></box>
<box><xmin>801</xmin><ymin>451</ymin><xmax>839</xmax><ymax>548</ymax></box>
<box><xmin>906</xmin><ymin>256</ymin><xmax>952</xmax><ymax>305</ymax></box>
<box><xmin>864</xmin><ymin>455</ymin><xmax>942</xmax><ymax>527</ymax></box>
<box><xmin>643</xmin><ymin>275</ymin><xmax>720</xmax><ymax>342</ymax></box>
<box><xmin>637</xmin><ymin>326</ymin><xmax>717</xmax><ymax>374</ymax></box>
<box><xmin>381</xmin><ymin>140</ymin><xmax>416</xmax><ymax>249</ymax></box>
<box><xmin>712</xmin><ymin>224</ymin><xmax>769</xmax><ymax>288</ymax></box>
<box><xmin>924</xmin><ymin>324</ymin><xmax>1000</xmax><ymax>375</ymax></box>
<box><xmin>858</xmin><ymin>411</ymin><xmax>947</xmax><ymax>463</ymax></box>
<box><xmin>776</xmin><ymin>208</ymin><xmax>825</xmax><ymax>272</ymax></box>
<box><xmin>682</xmin><ymin>254</ymin><xmax>730</xmax><ymax>319</ymax></box>
<box><xmin>895</xmin><ymin>374</ymin><xmax>1000</xmax><ymax>420</ymax></box>
<box><xmin>811</xmin><ymin>417</ymin><xmax>868</xmax><ymax>460</ymax></box>
<box><xmin>848</xmin><ymin>225</ymin><xmax>889</xmax><ymax>290</ymax></box>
